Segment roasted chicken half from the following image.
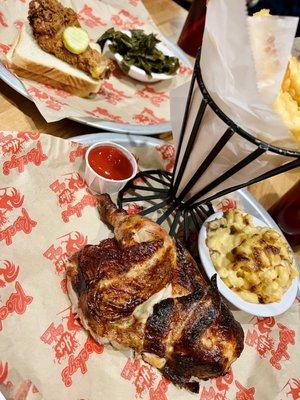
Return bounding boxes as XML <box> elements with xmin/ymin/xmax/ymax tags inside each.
<box><xmin>67</xmin><ymin>194</ymin><xmax>244</xmax><ymax>392</ymax></box>
<box><xmin>28</xmin><ymin>0</ymin><xmax>110</xmax><ymax>79</ymax></box>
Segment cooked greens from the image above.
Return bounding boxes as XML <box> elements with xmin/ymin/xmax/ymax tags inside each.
<box><xmin>98</xmin><ymin>28</ymin><xmax>179</xmax><ymax>77</ymax></box>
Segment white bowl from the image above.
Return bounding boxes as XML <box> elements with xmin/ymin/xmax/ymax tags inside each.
<box><xmin>198</xmin><ymin>212</ymin><xmax>299</xmax><ymax>317</ymax></box>
<box><xmin>103</xmin><ymin>30</ymin><xmax>177</xmax><ymax>83</ymax></box>
<box><xmin>84</xmin><ymin>141</ymin><xmax>137</xmax><ymax>194</ymax></box>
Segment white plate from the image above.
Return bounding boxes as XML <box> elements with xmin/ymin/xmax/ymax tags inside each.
<box><xmin>0</xmin><ymin>34</ymin><xmax>191</xmax><ymax>135</ymax></box>
<box><xmin>199</xmin><ymin>212</ymin><xmax>298</xmax><ymax>317</ymax></box>
<box><xmin>72</xmin><ymin>132</ymin><xmax>166</xmax><ymax>147</ymax></box>
<box><xmin>103</xmin><ymin>30</ymin><xmax>177</xmax><ymax>83</ymax></box>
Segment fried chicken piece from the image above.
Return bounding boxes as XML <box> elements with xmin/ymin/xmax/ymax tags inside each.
<box><xmin>28</xmin><ymin>0</ymin><xmax>109</xmax><ymax>79</ymax></box>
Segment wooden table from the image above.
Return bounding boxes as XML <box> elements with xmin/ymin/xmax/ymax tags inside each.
<box><xmin>0</xmin><ymin>0</ymin><xmax>299</xmax><ymax>254</ymax></box>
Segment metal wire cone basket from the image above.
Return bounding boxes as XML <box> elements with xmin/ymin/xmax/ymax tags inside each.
<box><xmin>118</xmin><ymin>51</ymin><xmax>300</xmax><ymax>242</ymax></box>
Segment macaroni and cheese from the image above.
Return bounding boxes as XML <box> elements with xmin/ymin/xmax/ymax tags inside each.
<box><xmin>206</xmin><ymin>209</ymin><xmax>298</xmax><ymax>304</ymax></box>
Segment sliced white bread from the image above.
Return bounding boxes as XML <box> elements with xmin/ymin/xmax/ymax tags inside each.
<box><xmin>6</xmin><ymin>24</ymin><xmax>103</xmax><ymax>97</ymax></box>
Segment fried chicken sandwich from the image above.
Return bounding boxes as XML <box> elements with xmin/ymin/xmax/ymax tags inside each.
<box><xmin>6</xmin><ymin>0</ymin><xmax>111</xmax><ymax>97</ymax></box>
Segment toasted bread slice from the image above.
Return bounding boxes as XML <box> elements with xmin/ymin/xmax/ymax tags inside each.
<box><xmin>7</xmin><ymin>24</ymin><xmax>103</xmax><ymax>97</ymax></box>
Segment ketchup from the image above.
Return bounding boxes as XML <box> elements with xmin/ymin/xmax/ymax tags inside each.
<box><xmin>88</xmin><ymin>145</ymin><xmax>133</xmax><ymax>180</ymax></box>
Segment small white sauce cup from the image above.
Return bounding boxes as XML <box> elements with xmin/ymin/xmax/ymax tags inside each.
<box><xmin>84</xmin><ymin>141</ymin><xmax>138</xmax><ymax>194</ymax></box>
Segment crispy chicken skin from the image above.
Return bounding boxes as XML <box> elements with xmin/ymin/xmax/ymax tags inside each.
<box><xmin>28</xmin><ymin>0</ymin><xmax>109</xmax><ymax>79</ymax></box>
<box><xmin>67</xmin><ymin>194</ymin><xmax>244</xmax><ymax>392</ymax></box>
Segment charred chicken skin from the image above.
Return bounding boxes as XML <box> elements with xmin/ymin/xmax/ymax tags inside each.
<box><xmin>28</xmin><ymin>0</ymin><xmax>109</xmax><ymax>79</ymax></box>
<box><xmin>67</xmin><ymin>194</ymin><xmax>244</xmax><ymax>392</ymax></box>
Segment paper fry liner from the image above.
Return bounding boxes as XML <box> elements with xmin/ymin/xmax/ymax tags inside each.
<box><xmin>170</xmin><ymin>0</ymin><xmax>299</xmax><ymax>204</ymax></box>
<box><xmin>0</xmin><ymin>131</ymin><xmax>299</xmax><ymax>400</ymax></box>
<box><xmin>0</xmin><ymin>0</ymin><xmax>192</xmax><ymax>124</ymax></box>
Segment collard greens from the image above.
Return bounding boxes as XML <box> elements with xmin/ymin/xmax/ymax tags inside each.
<box><xmin>98</xmin><ymin>28</ymin><xmax>180</xmax><ymax>77</ymax></box>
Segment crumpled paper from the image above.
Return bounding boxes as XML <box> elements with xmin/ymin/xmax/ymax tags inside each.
<box><xmin>0</xmin><ymin>132</ymin><xmax>299</xmax><ymax>400</ymax></box>
<box><xmin>170</xmin><ymin>0</ymin><xmax>299</xmax><ymax>204</ymax></box>
<box><xmin>0</xmin><ymin>0</ymin><xmax>192</xmax><ymax>124</ymax></box>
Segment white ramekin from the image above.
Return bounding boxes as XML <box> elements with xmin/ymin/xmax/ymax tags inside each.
<box><xmin>84</xmin><ymin>141</ymin><xmax>138</xmax><ymax>194</ymax></box>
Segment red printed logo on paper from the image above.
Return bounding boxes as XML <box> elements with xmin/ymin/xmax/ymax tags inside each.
<box><xmin>0</xmin><ymin>187</ymin><xmax>37</xmax><ymax>246</ymax></box>
<box><xmin>0</xmin><ymin>362</ymin><xmax>38</xmax><ymax>398</ymax></box>
<box><xmin>178</xmin><ymin>62</ymin><xmax>193</xmax><ymax>76</ymax></box>
<box><xmin>99</xmin><ymin>81</ymin><xmax>130</xmax><ymax>105</ymax></box>
<box><xmin>155</xmin><ymin>144</ymin><xmax>175</xmax><ymax>172</ymax></box>
<box><xmin>42</xmin><ymin>84</ymin><xmax>72</xmax><ymax>99</ymax></box>
<box><xmin>0</xmin><ymin>260</ymin><xmax>33</xmax><ymax>331</ymax></box>
<box><xmin>60</xmin><ymin>306</ymin><xmax>82</xmax><ymax>333</ymax></box>
<box><xmin>0</xmin><ymin>260</ymin><xmax>19</xmax><ymax>288</ymax></box>
<box><xmin>0</xmin><ymin>131</ymin><xmax>47</xmax><ymax>175</ymax></box>
<box><xmin>49</xmin><ymin>173</ymin><xmax>97</xmax><ymax>222</ymax></box>
<box><xmin>281</xmin><ymin>378</ymin><xmax>300</xmax><ymax>400</ymax></box>
<box><xmin>136</xmin><ymin>87</ymin><xmax>169</xmax><ymax>107</ymax></box>
<box><xmin>14</xmin><ymin>20</ymin><xmax>24</xmax><ymax>29</ymax></box>
<box><xmin>121</xmin><ymin>358</ymin><xmax>157</xmax><ymax>398</ymax></box>
<box><xmin>43</xmin><ymin>231</ymin><xmax>87</xmax><ymax>290</ymax></box>
<box><xmin>246</xmin><ymin>317</ymin><xmax>295</xmax><ymax>370</ymax></box>
<box><xmin>41</xmin><ymin>311</ymin><xmax>104</xmax><ymax>387</ymax></box>
<box><xmin>40</xmin><ymin>306</ymin><xmax>83</xmax><ymax>362</ymax></box>
<box><xmin>200</xmin><ymin>371</ymin><xmax>233</xmax><ymax>400</ymax></box>
<box><xmin>129</xmin><ymin>0</ymin><xmax>138</xmax><ymax>6</ymax></box>
<box><xmin>149</xmin><ymin>378</ymin><xmax>169</xmax><ymax>400</ymax></box>
<box><xmin>269</xmin><ymin>323</ymin><xmax>295</xmax><ymax>369</ymax></box>
<box><xmin>69</xmin><ymin>142</ymin><xmax>87</xmax><ymax>163</ymax></box>
<box><xmin>27</xmin><ymin>87</ymin><xmax>64</xmax><ymax>111</ymax></box>
<box><xmin>32</xmin><ymin>385</ymin><xmax>39</xmax><ymax>394</ymax></box>
<box><xmin>61</xmin><ymin>335</ymin><xmax>104</xmax><ymax>387</ymax></box>
<box><xmin>11</xmin><ymin>380</ymin><xmax>32</xmax><ymax>399</ymax></box>
<box><xmin>134</xmin><ymin>108</ymin><xmax>166</xmax><ymax>125</ymax></box>
<box><xmin>41</xmin><ymin>319</ymin><xmax>78</xmax><ymax>363</ymax></box>
<box><xmin>0</xmin><ymin>131</ymin><xmax>40</xmax><ymax>156</ymax></box>
<box><xmin>235</xmin><ymin>381</ymin><xmax>255</xmax><ymax>400</ymax></box>
<box><xmin>0</xmin><ymin>43</ymin><xmax>10</xmax><ymax>55</ymax></box>
<box><xmin>111</xmin><ymin>9</ymin><xmax>143</xmax><ymax>30</ymax></box>
<box><xmin>200</xmin><ymin>372</ymin><xmax>255</xmax><ymax>400</ymax></box>
<box><xmin>0</xmin><ymin>187</ymin><xmax>24</xmax><ymax>227</ymax></box>
<box><xmin>215</xmin><ymin>198</ymin><xmax>237</xmax><ymax>212</ymax></box>
<box><xmin>45</xmin><ymin>97</ymin><xmax>63</xmax><ymax>111</ymax></box>
<box><xmin>88</xmin><ymin>107</ymin><xmax>124</xmax><ymax>123</ymax></box>
<box><xmin>0</xmin><ymin>12</ymin><xmax>8</xmax><ymax>28</ymax></box>
<box><xmin>0</xmin><ymin>361</ymin><xmax>8</xmax><ymax>384</ymax></box>
<box><xmin>27</xmin><ymin>86</ymin><xmax>48</xmax><ymax>100</ymax></box>
<box><xmin>78</xmin><ymin>4</ymin><xmax>106</xmax><ymax>27</ymax></box>
<box><xmin>0</xmin><ymin>361</ymin><xmax>13</xmax><ymax>392</ymax></box>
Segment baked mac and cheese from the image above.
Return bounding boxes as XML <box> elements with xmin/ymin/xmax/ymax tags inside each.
<box><xmin>206</xmin><ymin>209</ymin><xmax>298</xmax><ymax>304</ymax></box>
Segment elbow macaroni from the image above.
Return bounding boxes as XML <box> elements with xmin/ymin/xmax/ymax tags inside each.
<box><xmin>206</xmin><ymin>209</ymin><xmax>298</xmax><ymax>304</ymax></box>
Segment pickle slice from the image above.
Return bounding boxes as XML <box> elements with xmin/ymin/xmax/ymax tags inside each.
<box><xmin>63</xmin><ymin>27</ymin><xmax>89</xmax><ymax>55</ymax></box>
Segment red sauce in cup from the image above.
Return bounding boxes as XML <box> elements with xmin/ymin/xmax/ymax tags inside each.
<box><xmin>88</xmin><ymin>145</ymin><xmax>133</xmax><ymax>180</ymax></box>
